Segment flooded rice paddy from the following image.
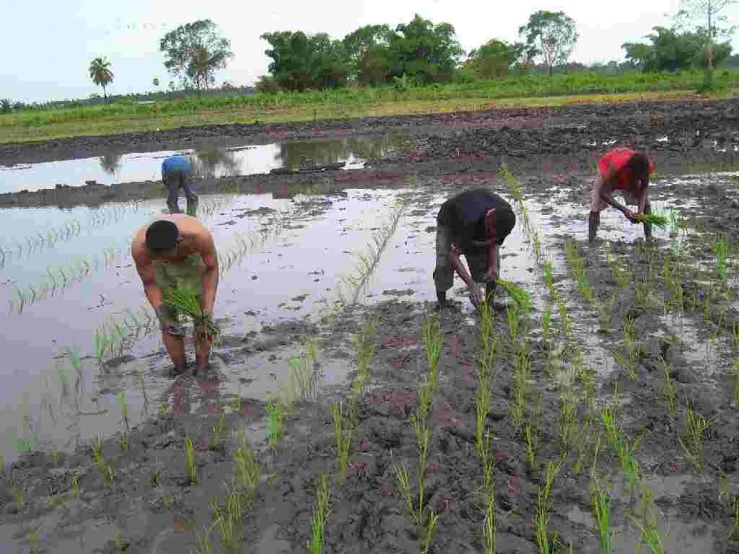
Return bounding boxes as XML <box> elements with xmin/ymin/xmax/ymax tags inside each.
<box><xmin>0</xmin><ymin>152</ymin><xmax>738</xmax><ymax>553</ymax></box>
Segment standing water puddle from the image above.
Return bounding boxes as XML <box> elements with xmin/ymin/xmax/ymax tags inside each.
<box><xmin>0</xmin><ymin>135</ymin><xmax>406</xmax><ymax>193</ymax></box>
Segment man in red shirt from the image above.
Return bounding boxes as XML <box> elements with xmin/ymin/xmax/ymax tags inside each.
<box><xmin>589</xmin><ymin>148</ymin><xmax>655</xmax><ymax>243</ymax></box>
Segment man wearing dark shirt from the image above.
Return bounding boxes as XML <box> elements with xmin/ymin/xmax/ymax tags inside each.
<box><xmin>434</xmin><ymin>188</ymin><xmax>516</xmax><ymax>310</ymax></box>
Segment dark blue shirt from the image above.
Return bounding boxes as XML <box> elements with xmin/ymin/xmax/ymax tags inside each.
<box><xmin>437</xmin><ymin>188</ymin><xmax>514</xmax><ymax>250</ymax></box>
<box><xmin>162</xmin><ymin>156</ymin><xmax>191</xmax><ymax>176</ymax></box>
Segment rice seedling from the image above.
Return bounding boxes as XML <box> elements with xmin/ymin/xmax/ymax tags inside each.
<box><xmin>194</xmin><ymin>520</ymin><xmax>219</xmax><ymax>554</ymax></box>
<box><xmin>524</xmin><ymin>399</ymin><xmax>542</xmax><ymax>470</ymax></box>
<box><xmin>543</xmin><ymin>260</ymin><xmax>555</xmax><ymax>291</ymax></box>
<box><xmin>211</xmin><ymin>482</ymin><xmax>245</xmax><ymax>554</ymax></box>
<box><xmin>185</xmin><ymin>437</ymin><xmax>197</xmax><ymax>485</ymax></box>
<box><xmin>266</xmin><ymin>399</ymin><xmax>285</xmax><ymax>450</ymax></box>
<box><xmin>233</xmin><ymin>429</ymin><xmax>260</xmax><ymax>505</ymax></box>
<box><xmin>12</xmin><ymin>482</ymin><xmax>25</xmax><ymax>510</ymax></box>
<box><xmin>629</xmin><ymin>483</ymin><xmax>666</xmax><ymax>554</ymax></box>
<box><xmin>162</xmin><ymin>286</ymin><xmax>221</xmax><ymax>345</ymax></box>
<box><xmin>658</xmin><ymin>357</ymin><xmax>677</xmax><ymax>417</ymax></box>
<box><xmin>600</xmin><ymin>405</ymin><xmax>641</xmax><ymax>487</ymax></box>
<box><xmin>509</xmin><ymin>345</ymin><xmax>531</xmax><ymax>430</ymax></box>
<box><xmin>590</xmin><ymin>475</ymin><xmax>613</xmax><ymax>554</ymax></box>
<box><xmin>728</xmin><ymin>495</ymin><xmax>739</xmax><ymax>541</ymax></box>
<box><xmin>330</xmin><ymin>402</ymin><xmax>354</xmax><ymax>486</ymax></box>
<box><xmin>27</xmin><ymin>529</ymin><xmax>39</xmax><ymax>554</ymax></box>
<box><xmin>635</xmin><ymin>213</ymin><xmax>669</xmax><ymax>228</ymax></box>
<box><xmin>307</xmin><ymin>473</ymin><xmax>331</xmax><ymax>554</ymax></box>
<box><xmin>114</xmin><ymin>530</ymin><xmax>124</xmax><ymax>553</ymax></box>
<box><xmin>70</xmin><ymin>473</ymin><xmax>79</xmax><ymax>498</ymax></box>
<box><xmin>209</xmin><ymin>407</ymin><xmax>227</xmax><ymax>451</ymax></box>
<box><xmin>351</xmin><ymin>314</ymin><xmax>378</xmax><ymax>396</ymax></box>
<box><xmin>481</xmin><ymin>483</ymin><xmax>497</xmax><ymax>554</ymax></box>
<box><xmin>534</xmin><ymin>460</ymin><xmax>561</xmax><ymax>554</ymax></box>
<box><xmin>557</xmin><ymin>392</ymin><xmax>578</xmax><ymax>459</ymax></box>
<box><xmin>421</xmin><ymin>313</ymin><xmax>443</xmax><ymax>393</ymax></box>
<box><xmin>565</xmin><ymin>240</ymin><xmax>595</xmax><ymax>304</ymax></box>
<box><xmin>679</xmin><ymin>404</ymin><xmax>714</xmax><ymax>471</ymax></box>
<box><xmin>496</xmin><ymin>279</ymin><xmax>532</xmax><ymax>312</ymax></box>
<box><xmin>714</xmin><ymin>235</ymin><xmax>729</xmax><ymax>280</ymax></box>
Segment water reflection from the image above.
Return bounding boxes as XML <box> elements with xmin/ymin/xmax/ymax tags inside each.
<box><xmin>187</xmin><ymin>150</ymin><xmax>240</xmax><ymax>179</ymax></box>
<box><xmin>275</xmin><ymin>137</ymin><xmax>396</xmax><ymax>170</ymax></box>
<box><xmin>0</xmin><ymin>135</ymin><xmax>408</xmax><ymax>194</ymax></box>
<box><xmin>99</xmin><ymin>154</ymin><xmax>122</xmax><ymax>176</ymax></box>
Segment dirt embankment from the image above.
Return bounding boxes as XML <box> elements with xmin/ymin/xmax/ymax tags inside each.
<box><xmin>3</xmin><ymin>98</ymin><xmax>739</xmax><ymax>210</ymax></box>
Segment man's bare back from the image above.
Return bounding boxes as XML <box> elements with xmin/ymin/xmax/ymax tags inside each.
<box><xmin>131</xmin><ymin>214</ymin><xmax>219</xmax><ymax>373</ymax></box>
<box><xmin>132</xmin><ymin>214</ymin><xmax>211</xmax><ymax>263</ymax></box>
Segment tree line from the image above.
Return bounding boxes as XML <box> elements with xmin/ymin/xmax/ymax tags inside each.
<box><xmin>1</xmin><ymin>1</ymin><xmax>736</xmax><ymax>112</ymax></box>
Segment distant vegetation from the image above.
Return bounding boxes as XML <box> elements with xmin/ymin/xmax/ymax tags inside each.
<box><xmin>0</xmin><ymin>2</ymin><xmax>736</xmax><ymax>115</ymax></box>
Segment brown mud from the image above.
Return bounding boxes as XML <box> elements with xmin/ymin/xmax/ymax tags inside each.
<box><xmin>2</xmin><ymin>100</ymin><xmax>739</xmax><ymax>553</ymax></box>
<box><xmin>4</xmin><ymin>97</ymin><xmax>739</xmax><ymax>209</ymax></box>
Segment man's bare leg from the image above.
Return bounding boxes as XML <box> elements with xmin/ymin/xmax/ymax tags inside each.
<box><xmin>162</xmin><ymin>332</ymin><xmax>187</xmax><ymax>372</ymax></box>
<box><xmin>195</xmin><ymin>336</ymin><xmax>211</xmax><ymax>372</ymax></box>
<box><xmin>588</xmin><ymin>211</ymin><xmax>600</xmax><ymax>243</ymax></box>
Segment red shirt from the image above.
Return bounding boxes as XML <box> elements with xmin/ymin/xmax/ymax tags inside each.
<box><xmin>597</xmin><ymin>148</ymin><xmax>655</xmax><ymax>191</ymax></box>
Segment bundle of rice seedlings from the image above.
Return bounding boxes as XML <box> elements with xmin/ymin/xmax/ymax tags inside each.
<box><xmin>635</xmin><ymin>213</ymin><xmax>669</xmax><ymax>228</ymax></box>
<box><xmin>162</xmin><ymin>287</ymin><xmax>221</xmax><ymax>344</ymax></box>
<box><xmin>496</xmin><ymin>279</ymin><xmax>532</xmax><ymax>311</ymax></box>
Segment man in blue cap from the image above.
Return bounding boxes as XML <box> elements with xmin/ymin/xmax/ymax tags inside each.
<box><xmin>162</xmin><ymin>155</ymin><xmax>198</xmax><ymax>215</ymax></box>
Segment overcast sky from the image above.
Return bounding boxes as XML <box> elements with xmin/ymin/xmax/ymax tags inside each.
<box><xmin>2</xmin><ymin>0</ymin><xmax>737</xmax><ymax>103</ymax></box>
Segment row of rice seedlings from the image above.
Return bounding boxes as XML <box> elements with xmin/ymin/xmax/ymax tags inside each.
<box><xmin>535</xmin><ymin>460</ymin><xmax>563</xmax><ymax>553</ymax></box>
<box><xmin>564</xmin><ymin>240</ymin><xmax>596</xmax><ymax>306</ymax></box>
<box><xmin>394</xmin><ymin>313</ymin><xmax>444</xmax><ymax>552</ymax></box>
<box><xmin>0</xmin><ymin>219</ymin><xmax>83</xmax><ymax>268</ymax></box>
<box><xmin>307</xmin><ymin>473</ymin><xmax>332</xmax><ymax>554</ymax></box>
<box><xmin>331</xmin><ymin>314</ymin><xmax>380</xmax><ymax>485</ymax></box>
<box><xmin>590</xmin><ymin>438</ymin><xmax>614</xmax><ymax>554</ymax></box>
<box><xmin>474</xmin><ymin>300</ymin><xmax>499</xmax><ymax>553</ymax></box>
<box><xmin>678</xmin><ymin>403</ymin><xmax>714</xmax><ymax>472</ymax></box>
<box><xmin>338</xmin><ymin>198</ymin><xmax>405</xmax><ymax>307</ymax></box>
<box><xmin>612</xmin><ymin>315</ymin><xmax>641</xmax><ymax>381</ymax></box>
<box><xmin>9</xmin><ymin>244</ymin><xmax>129</xmax><ymax>313</ymax></box>
<box><xmin>503</xmin><ymin>169</ymin><xmax>597</xmax><ymax>476</ymax></box>
<box><xmin>600</xmin><ymin>397</ymin><xmax>642</xmax><ymax>489</ymax></box>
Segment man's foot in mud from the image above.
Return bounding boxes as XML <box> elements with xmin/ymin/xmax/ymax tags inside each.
<box><xmin>434</xmin><ymin>300</ymin><xmax>460</xmax><ymax>313</ymax></box>
<box><xmin>170</xmin><ymin>361</ymin><xmax>189</xmax><ymax>377</ymax></box>
<box><xmin>194</xmin><ymin>357</ymin><xmax>210</xmax><ymax>375</ymax></box>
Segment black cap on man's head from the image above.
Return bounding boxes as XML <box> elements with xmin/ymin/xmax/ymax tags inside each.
<box><xmin>145</xmin><ymin>220</ymin><xmax>179</xmax><ymax>254</ymax></box>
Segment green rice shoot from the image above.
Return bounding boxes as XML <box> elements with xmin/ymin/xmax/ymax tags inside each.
<box><xmin>162</xmin><ymin>286</ymin><xmax>221</xmax><ymax>344</ymax></box>
<box><xmin>636</xmin><ymin>213</ymin><xmax>669</xmax><ymax>228</ymax></box>
<box><xmin>496</xmin><ymin>279</ymin><xmax>532</xmax><ymax>311</ymax></box>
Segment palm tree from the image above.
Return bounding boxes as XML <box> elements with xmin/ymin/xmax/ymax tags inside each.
<box><xmin>89</xmin><ymin>57</ymin><xmax>114</xmax><ymax>102</ymax></box>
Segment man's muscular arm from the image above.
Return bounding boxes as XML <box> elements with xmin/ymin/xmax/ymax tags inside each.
<box><xmin>132</xmin><ymin>244</ymin><xmax>163</xmax><ymax>309</ymax></box>
<box><xmin>195</xmin><ymin>229</ymin><xmax>219</xmax><ymax>314</ymax></box>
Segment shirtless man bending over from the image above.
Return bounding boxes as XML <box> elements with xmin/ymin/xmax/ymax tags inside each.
<box><xmin>131</xmin><ymin>214</ymin><xmax>219</xmax><ymax>374</ymax></box>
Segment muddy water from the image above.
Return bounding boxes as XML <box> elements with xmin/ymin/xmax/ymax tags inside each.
<box><xmin>0</xmin><ymin>169</ymin><xmax>705</xmax><ymax>465</ymax></box>
<box><xmin>0</xmin><ymin>184</ymin><xmax>546</xmax><ymax>463</ymax></box>
<box><xmin>0</xmin><ymin>135</ymin><xmax>404</xmax><ymax>194</ymax></box>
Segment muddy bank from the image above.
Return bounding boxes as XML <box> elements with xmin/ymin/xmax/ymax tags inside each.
<box><xmin>2</xmin><ymin>144</ymin><xmax>738</xmax><ymax>210</ymax></box>
<box><xmin>3</xmin><ymin>97</ymin><xmax>739</xmax><ymax>166</ymax></box>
